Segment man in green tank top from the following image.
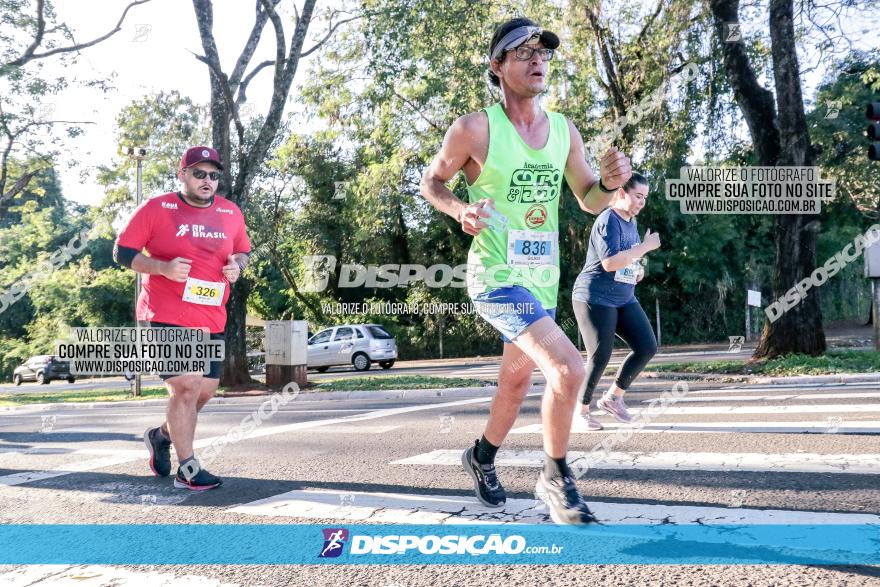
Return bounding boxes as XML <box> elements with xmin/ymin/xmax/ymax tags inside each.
<box><xmin>420</xmin><ymin>17</ymin><xmax>632</xmax><ymax>525</ymax></box>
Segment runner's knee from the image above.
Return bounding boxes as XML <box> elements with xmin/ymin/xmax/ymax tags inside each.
<box><xmin>548</xmin><ymin>357</ymin><xmax>586</xmax><ymax>394</ymax></box>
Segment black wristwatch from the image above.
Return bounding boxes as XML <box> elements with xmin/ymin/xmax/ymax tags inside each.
<box><xmin>598</xmin><ymin>179</ymin><xmax>617</xmax><ymax>193</ymax></box>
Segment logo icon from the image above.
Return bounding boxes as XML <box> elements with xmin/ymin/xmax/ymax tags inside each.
<box><xmin>319</xmin><ymin>528</ymin><xmax>349</xmax><ymax>558</ymax></box>
<box><xmin>524</xmin><ymin>204</ymin><xmax>548</xmax><ymax>228</ymax></box>
<box><xmin>140</xmin><ymin>494</ymin><xmax>157</xmax><ymax>511</ymax></box>
<box><xmin>438</xmin><ymin>413</ymin><xmax>455</xmax><ymax>434</ymax></box>
<box><xmin>824</xmin><ymin>416</ymin><xmax>843</xmax><ymax>434</ymax></box>
<box><xmin>176</xmin><ymin>224</ymin><xmax>190</xmax><ymax>237</ymax></box>
<box><xmin>39</xmin><ymin>415</ymin><xmax>56</xmax><ymax>434</ymax></box>
<box><xmin>723</xmin><ymin>22</ymin><xmax>742</xmax><ymax>42</ymax></box>
<box><xmin>727</xmin><ymin>336</ymin><xmax>744</xmax><ymax>352</ymax></box>
<box><xmin>132</xmin><ymin>24</ymin><xmax>151</xmax><ymax>42</ymax></box>
<box><xmin>300</xmin><ymin>255</ymin><xmax>336</xmax><ymax>292</ymax></box>
<box><xmin>824</xmin><ymin>100</ymin><xmax>842</xmax><ymax>119</ymax></box>
<box><xmin>201</xmin><ymin>149</ymin><xmax>210</xmax><ymax>157</ymax></box>
<box><xmin>333</xmin><ymin>181</ymin><xmax>349</xmax><ymax>201</ymax></box>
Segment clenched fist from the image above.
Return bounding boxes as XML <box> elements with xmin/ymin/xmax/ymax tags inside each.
<box><xmin>161</xmin><ymin>257</ymin><xmax>192</xmax><ymax>282</ymax></box>
<box><xmin>600</xmin><ymin>147</ymin><xmax>632</xmax><ymax>191</ymax></box>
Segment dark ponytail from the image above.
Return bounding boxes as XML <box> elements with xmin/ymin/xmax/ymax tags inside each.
<box><xmin>623</xmin><ymin>172</ymin><xmax>648</xmax><ymax>193</ymax></box>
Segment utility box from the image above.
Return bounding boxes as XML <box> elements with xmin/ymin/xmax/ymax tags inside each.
<box><xmin>264</xmin><ymin>320</ymin><xmax>308</xmax><ymax>389</ymax></box>
<box><xmin>865</xmin><ymin>242</ymin><xmax>880</xmax><ymax>278</ymax></box>
<box><xmin>867</xmin><ymin>242</ymin><xmax>880</xmax><ymax>351</ymax></box>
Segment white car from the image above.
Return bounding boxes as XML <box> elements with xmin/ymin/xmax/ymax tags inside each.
<box><xmin>307</xmin><ymin>324</ymin><xmax>397</xmax><ymax>372</ymax></box>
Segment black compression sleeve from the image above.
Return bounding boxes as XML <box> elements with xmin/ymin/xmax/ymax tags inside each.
<box><xmin>113</xmin><ymin>244</ymin><xmax>140</xmax><ymax>268</ymax></box>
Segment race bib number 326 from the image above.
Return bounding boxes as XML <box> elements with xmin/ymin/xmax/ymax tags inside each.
<box><xmin>182</xmin><ymin>278</ymin><xmax>225</xmax><ymax>306</ymax></box>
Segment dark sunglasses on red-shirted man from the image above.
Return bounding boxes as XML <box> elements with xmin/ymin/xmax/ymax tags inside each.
<box><xmin>188</xmin><ymin>169</ymin><xmax>221</xmax><ymax>181</ymax></box>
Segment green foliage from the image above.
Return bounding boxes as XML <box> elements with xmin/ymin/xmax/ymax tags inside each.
<box><xmin>95</xmin><ymin>91</ymin><xmax>211</xmax><ymax>222</ymax></box>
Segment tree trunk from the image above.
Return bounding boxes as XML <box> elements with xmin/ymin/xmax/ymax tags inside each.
<box><xmin>756</xmin><ymin>0</ymin><xmax>825</xmax><ymax>357</ymax></box>
<box><xmin>709</xmin><ymin>0</ymin><xmax>825</xmax><ymax>359</ymax></box>
<box><xmin>191</xmin><ymin>0</ymin><xmax>320</xmax><ymax>386</ymax></box>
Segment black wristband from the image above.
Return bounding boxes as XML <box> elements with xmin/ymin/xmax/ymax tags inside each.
<box><xmin>598</xmin><ymin>179</ymin><xmax>616</xmax><ymax>193</ymax></box>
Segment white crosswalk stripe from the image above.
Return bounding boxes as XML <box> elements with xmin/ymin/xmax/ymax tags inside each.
<box><xmin>229</xmin><ymin>488</ymin><xmax>880</xmax><ymax>526</ymax></box>
<box><xmin>511</xmin><ymin>420</ymin><xmax>880</xmax><ymax>434</ymax></box>
<box><xmin>0</xmin><ymin>565</ymin><xmax>259</xmax><ymax>586</ymax></box>
<box><xmin>392</xmin><ymin>449</ymin><xmax>880</xmax><ymax>475</ymax></box>
<box><xmin>647</xmin><ymin>391</ymin><xmax>880</xmax><ymax>402</ymax></box>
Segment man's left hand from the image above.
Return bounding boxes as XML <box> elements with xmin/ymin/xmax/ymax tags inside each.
<box><xmin>600</xmin><ymin>146</ymin><xmax>633</xmax><ymax>190</ymax></box>
<box><xmin>222</xmin><ymin>254</ymin><xmax>241</xmax><ymax>283</ymax></box>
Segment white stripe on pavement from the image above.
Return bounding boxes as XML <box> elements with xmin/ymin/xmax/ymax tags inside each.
<box><xmin>698</xmin><ymin>382</ymin><xmax>880</xmax><ymax>394</ymax></box>
<box><xmin>228</xmin><ymin>488</ymin><xmax>880</xmax><ymax>525</ymax></box>
<box><xmin>0</xmin><ymin>565</ymin><xmax>256</xmax><ymax>586</ymax></box>
<box><xmin>614</xmin><ymin>403</ymin><xmax>880</xmax><ymax>416</ymax></box>
<box><xmin>0</xmin><ymin>447</ymin><xmax>145</xmax><ymax>456</ymax></box>
<box><xmin>645</xmin><ymin>391</ymin><xmax>880</xmax><ymax>403</ymax></box>
<box><xmin>391</xmin><ymin>450</ymin><xmax>880</xmax><ymax>475</ymax></box>
<box><xmin>510</xmin><ymin>420</ymin><xmax>880</xmax><ymax>435</ymax></box>
<box><xmin>0</xmin><ymin>454</ymin><xmax>148</xmax><ymax>487</ymax></box>
<box><xmin>0</xmin><ymin>395</ymin><xmax>500</xmax><ymax>487</ymax></box>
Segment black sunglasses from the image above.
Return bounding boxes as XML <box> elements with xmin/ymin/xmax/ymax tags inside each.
<box><xmin>189</xmin><ymin>169</ymin><xmax>221</xmax><ymax>181</ymax></box>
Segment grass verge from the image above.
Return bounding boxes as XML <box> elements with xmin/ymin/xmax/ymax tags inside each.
<box><xmin>314</xmin><ymin>375</ymin><xmax>491</xmax><ymax>392</ymax></box>
<box><xmin>647</xmin><ymin>350</ymin><xmax>880</xmax><ymax>377</ymax></box>
<box><xmin>0</xmin><ymin>386</ymin><xmax>171</xmax><ymax>407</ymax></box>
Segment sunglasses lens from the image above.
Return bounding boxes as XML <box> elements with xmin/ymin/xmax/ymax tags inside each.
<box><xmin>190</xmin><ymin>169</ymin><xmax>220</xmax><ymax>180</ymax></box>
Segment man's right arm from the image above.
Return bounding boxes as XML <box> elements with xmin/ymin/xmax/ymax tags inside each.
<box><xmin>114</xmin><ymin>243</ymin><xmax>191</xmax><ymax>282</ymax></box>
<box><xmin>420</xmin><ymin>114</ymin><xmax>489</xmax><ymax>237</ymax></box>
<box><xmin>113</xmin><ymin>245</ymin><xmax>166</xmax><ymax>276</ymax></box>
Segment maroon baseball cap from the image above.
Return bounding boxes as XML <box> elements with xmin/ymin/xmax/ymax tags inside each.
<box><xmin>179</xmin><ymin>146</ymin><xmax>223</xmax><ymax>171</ymax></box>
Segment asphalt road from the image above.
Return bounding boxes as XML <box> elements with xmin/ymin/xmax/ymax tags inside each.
<box><xmin>0</xmin><ymin>374</ymin><xmax>878</xmax><ymax>585</ymax></box>
<box><xmin>0</xmin><ymin>346</ymin><xmax>757</xmax><ymax>393</ymax></box>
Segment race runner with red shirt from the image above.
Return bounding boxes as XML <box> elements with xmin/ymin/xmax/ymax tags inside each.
<box><xmin>114</xmin><ymin>146</ymin><xmax>251</xmax><ymax>491</ymax></box>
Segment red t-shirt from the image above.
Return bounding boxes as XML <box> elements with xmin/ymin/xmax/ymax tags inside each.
<box><xmin>116</xmin><ymin>192</ymin><xmax>251</xmax><ymax>333</ymax></box>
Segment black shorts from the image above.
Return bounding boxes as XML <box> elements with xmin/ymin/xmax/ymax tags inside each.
<box><xmin>138</xmin><ymin>321</ymin><xmax>225</xmax><ymax>380</ymax></box>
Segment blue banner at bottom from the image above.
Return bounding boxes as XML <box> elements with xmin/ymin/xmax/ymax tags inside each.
<box><xmin>0</xmin><ymin>524</ymin><xmax>877</xmax><ymax>565</ymax></box>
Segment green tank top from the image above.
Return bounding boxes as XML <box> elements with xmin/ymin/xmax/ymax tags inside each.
<box><xmin>466</xmin><ymin>102</ymin><xmax>570</xmax><ymax>309</ymax></box>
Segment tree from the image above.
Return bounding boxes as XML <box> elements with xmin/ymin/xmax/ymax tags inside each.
<box><xmin>189</xmin><ymin>0</ymin><xmax>359</xmax><ymax>385</ymax></box>
<box><xmin>0</xmin><ymin>0</ymin><xmax>151</xmax><ymax>214</ymax></box>
<box><xmin>708</xmin><ymin>0</ymin><xmax>825</xmax><ymax>358</ymax></box>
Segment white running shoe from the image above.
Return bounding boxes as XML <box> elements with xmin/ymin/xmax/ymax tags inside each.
<box><xmin>580</xmin><ymin>411</ymin><xmax>604</xmax><ymax>431</ymax></box>
<box><xmin>597</xmin><ymin>393</ymin><xmax>632</xmax><ymax>423</ymax></box>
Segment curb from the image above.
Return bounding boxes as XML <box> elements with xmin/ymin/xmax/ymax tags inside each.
<box><xmin>644</xmin><ymin>371</ymin><xmax>880</xmax><ymax>385</ymax></box>
<box><xmin>0</xmin><ymin>394</ymin><xmax>275</xmax><ymax>412</ymax></box>
<box><xmin>0</xmin><ymin>386</ymin><xmax>503</xmax><ymax>412</ymax></box>
<box><xmin>289</xmin><ymin>386</ymin><xmax>500</xmax><ymax>402</ymax></box>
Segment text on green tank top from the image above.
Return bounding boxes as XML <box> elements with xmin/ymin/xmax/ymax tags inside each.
<box><xmin>466</xmin><ymin>102</ymin><xmax>570</xmax><ymax>310</ymax></box>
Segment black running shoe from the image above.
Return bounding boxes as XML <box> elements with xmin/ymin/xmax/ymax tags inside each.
<box><xmin>462</xmin><ymin>439</ymin><xmax>506</xmax><ymax>507</ymax></box>
<box><xmin>173</xmin><ymin>464</ymin><xmax>223</xmax><ymax>491</ymax></box>
<box><xmin>535</xmin><ymin>472</ymin><xmax>597</xmax><ymax>525</ymax></box>
<box><xmin>143</xmin><ymin>426</ymin><xmax>172</xmax><ymax>477</ymax></box>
